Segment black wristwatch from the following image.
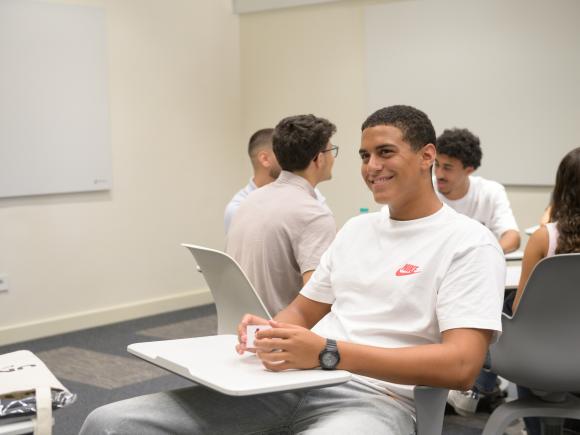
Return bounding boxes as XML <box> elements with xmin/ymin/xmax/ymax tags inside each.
<box><xmin>319</xmin><ymin>338</ymin><xmax>340</xmax><ymax>370</ymax></box>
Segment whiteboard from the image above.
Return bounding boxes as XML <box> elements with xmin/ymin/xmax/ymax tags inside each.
<box><xmin>364</xmin><ymin>0</ymin><xmax>580</xmax><ymax>186</ymax></box>
<box><xmin>0</xmin><ymin>0</ymin><xmax>112</xmax><ymax>198</ymax></box>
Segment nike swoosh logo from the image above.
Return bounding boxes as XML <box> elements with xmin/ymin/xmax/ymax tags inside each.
<box><xmin>395</xmin><ymin>269</ymin><xmax>420</xmax><ymax>276</ymax></box>
<box><xmin>395</xmin><ymin>264</ymin><xmax>421</xmax><ymax>276</ymax></box>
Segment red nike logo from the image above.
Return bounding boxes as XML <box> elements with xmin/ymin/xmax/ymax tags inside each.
<box><xmin>395</xmin><ymin>264</ymin><xmax>420</xmax><ymax>276</ymax></box>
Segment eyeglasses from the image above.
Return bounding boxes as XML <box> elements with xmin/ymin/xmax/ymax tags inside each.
<box><xmin>320</xmin><ymin>145</ymin><xmax>339</xmax><ymax>158</ymax></box>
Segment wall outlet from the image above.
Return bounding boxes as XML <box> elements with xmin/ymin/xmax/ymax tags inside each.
<box><xmin>0</xmin><ymin>274</ymin><xmax>9</xmax><ymax>293</ymax></box>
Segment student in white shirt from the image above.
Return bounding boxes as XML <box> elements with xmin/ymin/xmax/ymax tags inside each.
<box><xmin>434</xmin><ymin>128</ymin><xmax>521</xmax><ymax>253</ymax></box>
<box><xmin>223</xmin><ymin>128</ymin><xmax>327</xmax><ymax>233</ymax></box>
<box><xmin>80</xmin><ymin>106</ymin><xmax>505</xmax><ymax>435</ymax></box>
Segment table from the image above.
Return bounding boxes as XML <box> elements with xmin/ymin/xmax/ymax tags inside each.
<box><xmin>505</xmin><ymin>250</ymin><xmax>524</xmax><ymax>261</ymax></box>
<box><xmin>128</xmin><ymin>335</ymin><xmax>351</xmax><ymax>396</ymax></box>
<box><xmin>525</xmin><ymin>225</ymin><xmax>539</xmax><ymax>235</ymax></box>
<box><xmin>505</xmin><ymin>265</ymin><xmax>521</xmax><ymax>290</ymax></box>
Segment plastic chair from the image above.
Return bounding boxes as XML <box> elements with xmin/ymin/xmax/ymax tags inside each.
<box><xmin>183</xmin><ymin>243</ymin><xmax>448</xmax><ymax>434</ymax></box>
<box><xmin>182</xmin><ymin>243</ymin><xmax>271</xmax><ymax>334</ymax></box>
<box><xmin>482</xmin><ymin>254</ymin><xmax>580</xmax><ymax>435</ymax></box>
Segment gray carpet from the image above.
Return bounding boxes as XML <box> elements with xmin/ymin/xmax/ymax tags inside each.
<box><xmin>0</xmin><ymin>304</ymin><xmax>555</xmax><ymax>434</ymax></box>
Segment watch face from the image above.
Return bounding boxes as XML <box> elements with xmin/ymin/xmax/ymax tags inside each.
<box><xmin>321</xmin><ymin>351</ymin><xmax>339</xmax><ymax>368</ymax></box>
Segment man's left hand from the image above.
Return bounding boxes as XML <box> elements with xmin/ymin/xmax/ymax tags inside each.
<box><xmin>253</xmin><ymin>320</ymin><xmax>326</xmax><ymax>371</ymax></box>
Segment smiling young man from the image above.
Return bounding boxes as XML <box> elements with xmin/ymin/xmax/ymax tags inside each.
<box><xmin>434</xmin><ymin>128</ymin><xmax>521</xmax><ymax>253</ymax></box>
<box><xmin>80</xmin><ymin>106</ymin><xmax>505</xmax><ymax>435</ymax></box>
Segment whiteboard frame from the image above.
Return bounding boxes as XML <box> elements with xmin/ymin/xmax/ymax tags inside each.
<box><xmin>0</xmin><ymin>0</ymin><xmax>112</xmax><ymax>199</ymax></box>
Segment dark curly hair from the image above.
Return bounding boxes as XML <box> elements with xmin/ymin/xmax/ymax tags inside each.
<box><xmin>273</xmin><ymin>115</ymin><xmax>336</xmax><ymax>172</ymax></box>
<box><xmin>361</xmin><ymin>105</ymin><xmax>436</xmax><ymax>152</ymax></box>
<box><xmin>436</xmin><ymin>128</ymin><xmax>482</xmax><ymax>169</ymax></box>
<box><xmin>549</xmin><ymin>147</ymin><xmax>580</xmax><ymax>254</ymax></box>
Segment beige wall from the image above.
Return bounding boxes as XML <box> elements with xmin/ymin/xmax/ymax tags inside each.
<box><xmin>0</xmin><ymin>0</ymin><xmax>242</xmax><ymax>344</ymax></box>
<box><xmin>240</xmin><ymin>0</ymin><xmax>552</xmax><ymax>235</ymax></box>
<box><xmin>0</xmin><ymin>0</ymin><xmax>555</xmax><ymax>344</ymax></box>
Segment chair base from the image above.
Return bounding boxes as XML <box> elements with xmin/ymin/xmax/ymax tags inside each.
<box><xmin>481</xmin><ymin>393</ymin><xmax>580</xmax><ymax>435</ymax></box>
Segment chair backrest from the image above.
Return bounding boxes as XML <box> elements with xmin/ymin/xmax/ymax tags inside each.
<box><xmin>182</xmin><ymin>244</ymin><xmax>272</xmax><ymax>335</ymax></box>
<box><xmin>490</xmin><ymin>253</ymin><xmax>580</xmax><ymax>392</ymax></box>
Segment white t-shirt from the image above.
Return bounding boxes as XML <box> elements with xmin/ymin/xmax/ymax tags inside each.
<box><xmin>436</xmin><ymin>175</ymin><xmax>519</xmax><ymax>240</ymax></box>
<box><xmin>223</xmin><ymin>178</ymin><xmax>328</xmax><ymax>233</ymax></box>
<box><xmin>301</xmin><ymin>204</ymin><xmax>505</xmax><ymax>412</ymax></box>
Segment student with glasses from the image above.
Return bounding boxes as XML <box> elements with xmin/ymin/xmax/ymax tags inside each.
<box><xmin>223</xmin><ymin>128</ymin><xmax>330</xmax><ymax>234</ymax></box>
<box><xmin>224</xmin><ymin>114</ymin><xmax>338</xmax><ymax>316</ymax></box>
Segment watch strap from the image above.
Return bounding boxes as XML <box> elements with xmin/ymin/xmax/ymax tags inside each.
<box><xmin>319</xmin><ymin>338</ymin><xmax>340</xmax><ymax>370</ymax></box>
<box><xmin>325</xmin><ymin>338</ymin><xmax>338</xmax><ymax>352</ymax></box>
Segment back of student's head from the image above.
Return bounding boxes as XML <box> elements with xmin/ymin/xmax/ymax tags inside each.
<box><xmin>436</xmin><ymin>128</ymin><xmax>482</xmax><ymax>169</ymax></box>
<box><xmin>248</xmin><ymin>128</ymin><xmax>274</xmax><ymax>163</ymax></box>
<box><xmin>550</xmin><ymin>146</ymin><xmax>580</xmax><ymax>254</ymax></box>
<box><xmin>361</xmin><ymin>105</ymin><xmax>436</xmax><ymax>152</ymax></box>
<box><xmin>273</xmin><ymin>115</ymin><xmax>336</xmax><ymax>172</ymax></box>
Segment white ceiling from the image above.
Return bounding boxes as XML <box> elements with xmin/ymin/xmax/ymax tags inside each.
<box><xmin>232</xmin><ymin>0</ymin><xmax>342</xmax><ymax>14</ymax></box>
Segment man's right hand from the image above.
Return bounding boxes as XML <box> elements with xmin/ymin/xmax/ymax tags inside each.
<box><xmin>235</xmin><ymin>314</ymin><xmax>270</xmax><ymax>355</ymax></box>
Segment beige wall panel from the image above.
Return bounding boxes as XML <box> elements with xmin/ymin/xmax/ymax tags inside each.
<box><xmin>240</xmin><ymin>0</ymin><xmax>553</xmax><ymax>230</ymax></box>
<box><xmin>0</xmin><ymin>0</ymin><xmax>241</xmax><ymax>339</ymax></box>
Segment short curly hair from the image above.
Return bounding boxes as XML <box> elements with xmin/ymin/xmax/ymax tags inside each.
<box><xmin>361</xmin><ymin>105</ymin><xmax>436</xmax><ymax>152</ymax></box>
<box><xmin>273</xmin><ymin>114</ymin><xmax>336</xmax><ymax>172</ymax></box>
<box><xmin>436</xmin><ymin>128</ymin><xmax>482</xmax><ymax>169</ymax></box>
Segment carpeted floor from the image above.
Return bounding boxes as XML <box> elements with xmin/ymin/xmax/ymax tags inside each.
<box><xmin>0</xmin><ymin>304</ymin><xmax>570</xmax><ymax>435</ymax></box>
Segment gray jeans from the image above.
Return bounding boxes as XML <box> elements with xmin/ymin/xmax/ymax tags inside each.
<box><xmin>80</xmin><ymin>381</ymin><xmax>415</xmax><ymax>435</ymax></box>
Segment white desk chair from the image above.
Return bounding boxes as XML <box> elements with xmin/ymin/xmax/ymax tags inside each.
<box><xmin>182</xmin><ymin>243</ymin><xmax>271</xmax><ymax>334</ymax></box>
<box><xmin>181</xmin><ymin>243</ymin><xmax>448</xmax><ymax>435</ymax></box>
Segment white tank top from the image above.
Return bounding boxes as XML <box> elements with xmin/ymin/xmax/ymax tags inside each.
<box><xmin>546</xmin><ymin>222</ymin><xmax>559</xmax><ymax>257</ymax></box>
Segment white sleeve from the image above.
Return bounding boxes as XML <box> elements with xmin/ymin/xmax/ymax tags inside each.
<box><xmin>489</xmin><ymin>184</ymin><xmax>519</xmax><ymax>237</ymax></box>
<box><xmin>436</xmin><ymin>243</ymin><xmax>505</xmax><ymax>342</ymax></box>
<box><xmin>223</xmin><ymin>198</ymin><xmax>241</xmax><ymax>234</ymax></box>
<box><xmin>300</xmin><ymin>243</ymin><xmax>335</xmax><ymax>304</ymax></box>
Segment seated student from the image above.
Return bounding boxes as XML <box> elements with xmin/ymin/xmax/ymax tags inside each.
<box><xmin>79</xmin><ymin>105</ymin><xmax>505</xmax><ymax>435</ymax></box>
<box><xmin>434</xmin><ymin>128</ymin><xmax>521</xmax><ymax>253</ymax></box>
<box><xmin>223</xmin><ymin>128</ymin><xmax>328</xmax><ymax>234</ymax></box>
<box><xmin>449</xmin><ymin>148</ymin><xmax>580</xmax><ymax>425</ymax></box>
<box><xmin>512</xmin><ymin>148</ymin><xmax>580</xmax><ymax>435</ymax></box>
<box><xmin>226</xmin><ymin>115</ymin><xmax>337</xmax><ymax>315</ymax></box>
<box><xmin>514</xmin><ymin>146</ymin><xmax>580</xmax><ymax>310</ymax></box>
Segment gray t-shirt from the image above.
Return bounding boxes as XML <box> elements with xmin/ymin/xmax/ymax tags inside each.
<box><xmin>223</xmin><ymin>179</ymin><xmax>328</xmax><ymax>234</ymax></box>
<box><xmin>226</xmin><ymin>171</ymin><xmax>336</xmax><ymax>315</ymax></box>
